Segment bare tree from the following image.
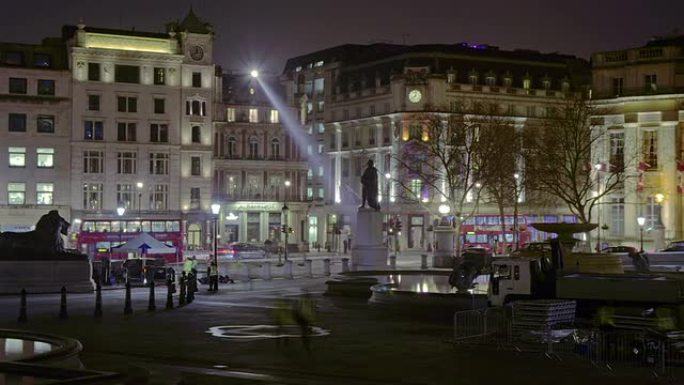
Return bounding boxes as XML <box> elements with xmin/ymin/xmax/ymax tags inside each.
<box><xmin>523</xmin><ymin>96</ymin><xmax>626</xmax><ymax>226</ymax></box>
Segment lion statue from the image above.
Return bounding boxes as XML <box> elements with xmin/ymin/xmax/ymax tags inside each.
<box><xmin>0</xmin><ymin>210</ymin><xmax>81</xmax><ymax>260</ymax></box>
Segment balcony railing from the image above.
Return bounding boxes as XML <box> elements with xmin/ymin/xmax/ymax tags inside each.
<box><xmin>213</xmin><ymin>192</ymin><xmax>311</xmax><ymax>203</ymax></box>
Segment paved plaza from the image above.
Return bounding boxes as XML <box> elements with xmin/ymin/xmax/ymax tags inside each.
<box><xmin>0</xmin><ymin>255</ymin><xmax>670</xmax><ymax>384</ymax></box>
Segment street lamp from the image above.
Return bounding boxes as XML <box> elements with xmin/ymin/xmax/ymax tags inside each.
<box><xmin>116</xmin><ymin>207</ymin><xmax>125</xmax><ymax>249</ymax></box>
<box><xmin>136</xmin><ymin>182</ymin><xmax>144</xmax><ymax>220</ymax></box>
<box><xmin>637</xmin><ymin>216</ymin><xmax>646</xmax><ymax>252</ymax></box>
<box><xmin>211</xmin><ymin>203</ymin><xmax>221</xmax><ymax>267</ymax></box>
<box><xmin>282</xmin><ymin>203</ymin><xmax>289</xmax><ymax>262</ymax></box>
<box><xmin>250</xmin><ymin>70</ymin><xmax>259</xmax><ymax>78</ymax></box>
<box><xmin>385</xmin><ymin>173</ymin><xmax>391</xmax><ymax>247</ymax></box>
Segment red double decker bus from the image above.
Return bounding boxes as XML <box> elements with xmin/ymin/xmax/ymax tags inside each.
<box><xmin>76</xmin><ymin>219</ymin><xmax>183</xmax><ymax>263</ymax></box>
<box><xmin>461</xmin><ymin>215</ymin><xmax>531</xmax><ymax>253</ymax></box>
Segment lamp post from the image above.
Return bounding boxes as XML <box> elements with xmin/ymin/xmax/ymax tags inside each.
<box><xmin>637</xmin><ymin>216</ymin><xmax>646</xmax><ymax>252</ymax></box>
<box><xmin>211</xmin><ymin>203</ymin><xmax>221</xmax><ymax>267</ymax></box>
<box><xmin>116</xmin><ymin>207</ymin><xmax>125</xmax><ymax>250</ymax></box>
<box><xmin>282</xmin><ymin>202</ymin><xmax>289</xmax><ymax>262</ymax></box>
<box><xmin>136</xmin><ymin>182</ymin><xmax>143</xmax><ymax>220</ymax></box>
<box><xmin>594</xmin><ymin>163</ymin><xmax>602</xmax><ymax>253</ymax></box>
<box><xmin>385</xmin><ymin>173</ymin><xmax>391</xmax><ymax>247</ymax></box>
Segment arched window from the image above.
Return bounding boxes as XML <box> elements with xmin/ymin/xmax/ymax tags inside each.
<box><xmin>248</xmin><ymin>136</ymin><xmax>259</xmax><ymax>159</ymax></box>
<box><xmin>191</xmin><ymin>126</ymin><xmax>201</xmax><ymax>143</ymax></box>
<box><xmin>271</xmin><ymin>138</ymin><xmax>280</xmax><ymax>159</ymax></box>
<box><xmin>227</xmin><ymin>136</ymin><xmax>236</xmax><ymax>158</ymax></box>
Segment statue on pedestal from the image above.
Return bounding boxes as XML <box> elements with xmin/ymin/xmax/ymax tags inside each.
<box><xmin>0</xmin><ymin>210</ymin><xmax>84</xmax><ymax>260</ymax></box>
<box><xmin>360</xmin><ymin>159</ymin><xmax>381</xmax><ymax>211</ymax></box>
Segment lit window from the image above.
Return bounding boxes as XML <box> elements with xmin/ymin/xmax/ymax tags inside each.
<box><xmin>37</xmin><ymin>148</ymin><xmax>54</xmax><ymax>168</ymax></box>
<box><xmin>149</xmin><ymin>153</ymin><xmax>169</xmax><ymax>175</ymax></box>
<box><xmin>8</xmin><ymin>147</ymin><xmax>26</xmax><ymax>167</ymax></box>
<box><xmin>36</xmin><ymin>183</ymin><xmax>54</xmax><ymax>205</ymax></box>
<box><xmin>116</xmin><ymin>152</ymin><xmax>137</xmax><ymax>174</ymax></box>
<box><xmin>318</xmin><ymin>166</ymin><xmax>324</xmax><ymax>176</ymax></box>
<box><xmin>8</xmin><ymin>183</ymin><xmax>25</xmax><ymax>204</ymax></box>
<box><xmin>523</xmin><ymin>78</ymin><xmax>531</xmax><ymax>90</ymax></box>
<box><xmin>642</xmin><ymin>130</ymin><xmax>658</xmax><ymax>169</ymax></box>
<box><xmin>270</xmin><ymin>109</ymin><xmax>279</xmax><ymax>123</ymax></box>
<box><xmin>227</xmin><ymin>108</ymin><xmax>236</xmax><ymax>122</ymax></box>
<box><xmin>249</xmin><ymin>108</ymin><xmax>258</xmax><ymax>123</ymax></box>
<box><xmin>82</xmin><ymin>183</ymin><xmax>103</xmax><ymax>210</ymax></box>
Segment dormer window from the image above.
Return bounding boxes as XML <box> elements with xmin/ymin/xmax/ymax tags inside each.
<box><xmin>485</xmin><ymin>75</ymin><xmax>496</xmax><ymax>86</ymax></box>
<box><xmin>468</xmin><ymin>71</ymin><xmax>478</xmax><ymax>85</ymax></box>
<box><xmin>447</xmin><ymin>72</ymin><xmax>456</xmax><ymax>84</ymax></box>
<box><xmin>542</xmin><ymin>79</ymin><xmax>551</xmax><ymax>90</ymax></box>
<box><xmin>503</xmin><ymin>77</ymin><xmax>512</xmax><ymax>87</ymax></box>
<box><xmin>523</xmin><ymin>78</ymin><xmax>531</xmax><ymax>90</ymax></box>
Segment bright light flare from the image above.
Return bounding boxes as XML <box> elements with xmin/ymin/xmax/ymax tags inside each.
<box><xmin>250</xmin><ymin>70</ymin><xmax>259</xmax><ymax>78</ymax></box>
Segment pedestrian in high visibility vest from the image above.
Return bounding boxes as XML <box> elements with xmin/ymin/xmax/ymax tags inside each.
<box><xmin>208</xmin><ymin>261</ymin><xmax>219</xmax><ymax>292</ymax></box>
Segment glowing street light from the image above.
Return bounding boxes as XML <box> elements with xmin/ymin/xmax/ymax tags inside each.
<box><xmin>116</xmin><ymin>207</ymin><xmax>126</xmax><ymax>216</ymax></box>
<box><xmin>637</xmin><ymin>216</ymin><xmax>646</xmax><ymax>252</ymax></box>
<box><xmin>211</xmin><ymin>203</ymin><xmax>221</xmax><ymax>268</ymax></box>
<box><xmin>250</xmin><ymin>70</ymin><xmax>259</xmax><ymax>78</ymax></box>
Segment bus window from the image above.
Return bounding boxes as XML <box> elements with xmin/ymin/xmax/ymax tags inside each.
<box><xmin>126</xmin><ymin>221</ymin><xmax>140</xmax><ymax>232</ymax></box>
<box><xmin>141</xmin><ymin>221</ymin><xmax>151</xmax><ymax>232</ymax></box>
<box><xmin>82</xmin><ymin>221</ymin><xmax>95</xmax><ymax>232</ymax></box>
<box><xmin>95</xmin><ymin>221</ymin><xmax>111</xmax><ymax>233</ymax></box>
<box><xmin>167</xmin><ymin>221</ymin><xmax>180</xmax><ymax>232</ymax></box>
<box><xmin>111</xmin><ymin>221</ymin><xmax>122</xmax><ymax>232</ymax></box>
<box><xmin>151</xmin><ymin>221</ymin><xmax>165</xmax><ymax>232</ymax></box>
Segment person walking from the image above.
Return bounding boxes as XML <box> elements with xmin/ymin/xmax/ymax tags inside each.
<box><xmin>208</xmin><ymin>261</ymin><xmax>219</xmax><ymax>292</ymax></box>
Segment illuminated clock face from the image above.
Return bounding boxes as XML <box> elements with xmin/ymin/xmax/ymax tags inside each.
<box><xmin>408</xmin><ymin>89</ymin><xmax>422</xmax><ymax>103</ymax></box>
<box><xmin>190</xmin><ymin>45</ymin><xmax>204</xmax><ymax>61</ymax></box>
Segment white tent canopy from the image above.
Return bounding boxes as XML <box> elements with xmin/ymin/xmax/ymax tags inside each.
<box><xmin>111</xmin><ymin>232</ymin><xmax>177</xmax><ymax>255</ymax></box>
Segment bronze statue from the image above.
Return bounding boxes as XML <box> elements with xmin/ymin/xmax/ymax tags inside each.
<box><xmin>0</xmin><ymin>210</ymin><xmax>84</xmax><ymax>260</ymax></box>
<box><xmin>360</xmin><ymin>159</ymin><xmax>381</xmax><ymax>211</ymax></box>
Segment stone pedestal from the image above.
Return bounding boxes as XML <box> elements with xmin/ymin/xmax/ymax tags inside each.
<box><xmin>0</xmin><ymin>260</ymin><xmax>94</xmax><ymax>294</ymax></box>
<box><xmin>351</xmin><ymin>208</ymin><xmax>388</xmax><ymax>271</ymax></box>
<box><xmin>433</xmin><ymin>219</ymin><xmax>456</xmax><ymax>268</ymax></box>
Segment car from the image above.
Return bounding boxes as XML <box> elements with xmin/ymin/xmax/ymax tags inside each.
<box><xmin>225</xmin><ymin>243</ymin><xmax>268</xmax><ymax>259</ymax></box>
<box><xmin>662</xmin><ymin>240</ymin><xmax>684</xmax><ymax>252</ymax></box>
<box><xmin>601</xmin><ymin>245</ymin><xmax>638</xmax><ymax>254</ymax></box>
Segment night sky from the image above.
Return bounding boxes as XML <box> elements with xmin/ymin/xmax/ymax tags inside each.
<box><xmin>2</xmin><ymin>0</ymin><xmax>683</xmax><ymax>73</ymax></box>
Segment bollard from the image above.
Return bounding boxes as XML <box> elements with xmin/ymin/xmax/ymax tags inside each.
<box><xmin>147</xmin><ymin>280</ymin><xmax>156</xmax><ymax>312</ymax></box>
<box><xmin>179</xmin><ymin>273</ymin><xmax>187</xmax><ymax>306</ymax></box>
<box><xmin>94</xmin><ymin>282</ymin><xmax>103</xmax><ymax>319</ymax></box>
<box><xmin>124</xmin><ymin>282</ymin><xmax>133</xmax><ymax>315</ymax></box>
<box><xmin>283</xmin><ymin>260</ymin><xmax>294</xmax><ymax>279</ymax></box>
<box><xmin>262</xmin><ymin>262</ymin><xmax>272</xmax><ymax>281</ymax></box>
<box><xmin>166</xmin><ymin>279</ymin><xmax>174</xmax><ymax>310</ymax></box>
<box><xmin>341</xmin><ymin>258</ymin><xmax>350</xmax><ymax>273</ymax></box>
<box><xmin>186</xmin><ymin>273</ymin><xmax>194</xmax><ymax>304</ymax></box>
<box><xmin>58</xmin><ymin>286</ymin><xmax>68</xmax><ymax>319</ymax></box>
<box><xmin>421</xmin><ymin>254</ymin><xmax>428</xmax><ymax>270</ymax></box>
<box><xmin>389</xmin><ymin>255</ymin><xmax>396</xmax><ymax>270</ymax></box>
<box><xmin>17</xmin><ymin>289</ymin><xmax>27</xmax><ymax>323</ymax></box>
<box><xmin>323</xmin><ymin>259</ymin><xmax>331</xmax><ymax>276</ymax></box>
<box><xmin>305</xmin><ymin>259</ymin><xmax>313</xmax><ymax>278</ymax></box>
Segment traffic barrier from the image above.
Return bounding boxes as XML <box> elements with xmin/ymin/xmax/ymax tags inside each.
<box><xmin>147</xmin><ymin>281</ymin><xmax>156</xmax><ymax>312</ymax></box>
<box><xmin>389</xmin><ymin>255</ymin><xmax>396</xmax><ymax>270</ymax></box>
<box><xmin>124</xmin><ymin>282</ymin><xmax>133</xmax><ymax>315</ymax></box>
<box><xmin>17</xmin><ymin>289</ymin><xmax>27</xmax><ymax>323</ymax></box>
<box><xmin>262</xmin><ymin>262</ymin><xmax>272</xmax><ymax>280</ymax></box>
<box><xmin>323</xmin><ymin>259</ymin><xmax>331</xmax><ymax>276</ymax></box>
<box><xmin>58</xmin><ymin>286</ymin><xmax>68</xmax><ymax>320</ymax></box>
<box><xmin>304</xmin><ymin>259</ymin><xmax>313</xmax><ymax>278</ymax></box>
<box><xmin>284</xmin><ymin>261</ymin><xmax>294</xmax><ymax>279</ymax></box>
<box><xmin>94</xmin><ymin>283</ymin><xmax>103</xmax><ymax>318</ymax></box>
<box><xmin>342</xmin><ymin>258</ymin><xmax>350</xmax><ymax>273</ymax></box>
<box><xmin>165</xmin><ymin>280</ymin><xmax>174</xmax><ymax>310</ymax></box>
<box><xmin>420</xmin><ymin>254</ymin><xmax>428</xmax><ymax>270</ymax></box>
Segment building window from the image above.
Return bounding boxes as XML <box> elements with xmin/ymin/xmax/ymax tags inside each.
<box><xmin>36</xmin><ymin>183</ymin><xmax>54</xmax><ymax>205</ymax></box>
<box><xmin>83</xmin><ymin>183</ymin><xmax>103</xmax><ymax>210</ymax></box>
<box><xmin>117</xmin><ymin>96</ymin><xmax>137</xmax><ymax>113</ymax></box>
<box><xmin>84</xmin><ymin>120</ymin><xmax>103</xmax><ymax>140</ymax></box>
<box><xmin>247</xmin><ymin>212</ymin><xmax>260</xmax><ymax>242</ymax></box>
<box><xmin>188</xmin><ymin>100</ymin><xmax>205</xmax><ymax>116</ymax></box>
<box><xmin>33</xmin><ymin>54</ymin><xmax>52</xmax><ymax>68</ymax></box>
<box><xmin>8</xmin><ymin>147</ymin><xmax>25</xmax><ymax>167</ymax></box>
<box><xmin>190</xmin><ymin>187</ymin><xmax>201</xmax><ymax>208</ymax></box>
<box><xmin>485</xmin><ymin>76</ymin><xmax>496</xmax><ymax>86</ymax></box>
<box><xmin>642</xmin><ymin>130</ymin><xmax>658</xmax><ymax>169</ymax></box>
<box><xmin>8</xmin><ymin>183</ymin><xmax>25</xmax><ymax>205</ymax></box>
<box><xmin>191</xmin><ymin>156</ymin><xmax>201</xmax><ymax>176</ymax></box>
<box><xmin>609</xmin><ymin>131</ymin><xmax>624</xmax><ymax>170</ymax></box>
<box><xmin>249</xmin><ymin>108</ymin><xmax>258</xmax><ymax>123</ymax></box>
<box><xmin>83</xmin><ymin>151</ymin><xmax>104</xmax><ymax>174</ymax></box>
<box><xmin>227</xmin><ymin>108</ymin><xmax>236</xmax><ymax>122</ymax></box>
<box><xmin>36</xmin><ymin>148</ymin><xmax>54</xmax><ymax>168</ymax></box>
<box><xmin>468</xmin><ymin>74</ymin><xmax>478</xmax><ymax>85</ymax></box>
<box><xmin>369</xmin><ymin>127</ymin><xmax>376</xmax><ymax>145</ymax></box>
<box><xmin>151</xmin><ymin>184</ymin><xmax>169</xmax><ymax>210</ymax></box>
<box><xmin>153</xmin><ymin>67</ymin><xmax>165</xmax><ymax>85</ymax></box>
<box><xmin>523</xmin><ymin>78</ymin><xmax>531</xmax><ymax>90</ymax></box>
<box><xmin>154</xmin><ymin>98</ymin><xmax>165</xmax><ymax>114</ymax></box>
<box><xmin>37</xmin><ymin>79</ymin><xmax>55</xmax><ymax>96</ymax></box>
<box><xmin>503</xmin><ymin>77</ymin><xmax>512</xmax><ymax>87</ymax></box>
<box><xmin>191</xmin><ymin>126</ymin><xmax>201</xmax><ymax>143</ymax></box>
<box><xmin>271</xmin><ymin>138</ymin><xmax>280</xmax><ymax>159</ymax></box>
<box><xmin>227</xmin><ymin>136</ymin><xmax>236</xmax><ymax>158</ymax></box>
<box><xmin>37</xmin><ymin>115</ymin><xmax>54</xmax><ymax>133</ymax></box>
<box><xmin>149</xmin><ymin>153</ymin><xmax>169</xmax><ymax>175</ymax></box>
<box><xmin>608</xmin><ymin>197</ymin><xmax>624</xmax><ymax>237</ymax></box>
<box><xmin>117</xmin><ymin>152</ymin><xmax>137</xmax><ymax>174</ymax></box>
<box><xmin>87</xmin><ymin>95</ymin><xmax>100</xmax><ymax>111</ymax></box>
<box><xmin>270</xmin><ymin>109</ymin><xmax>279</xmax><ymax>123</ymax></box>
<box><xmin>612</xmin><ymin>77</ymin><xmax>623</xmax><ymax>96</ymax></box>
<box><xmin>192</xmin><ymin>72</ymin><xmax>201</xmax><ymax>88</ymax></box>
<box><xmin>5</xmin><ymin>52</ymin><xmax>24</xmax><ymax>66</ymax></box>
<box><xmin>318</xmin><ymin>144</ymin><xmax>324</xmax><ymax>154</ymax></box>
<box><xmin>342</xmin><ymin>132</ymin><xmax>349</xmax><ymax>148</ymax></box>
<box><xmin>542</xmin><ymin>79</ymin><xmax>551</xmax><ymax>90</ymax></box>
<box><xmin>645</xmin><ymin>74</ymin><xmax>657</xmax><ymax>91</ymax></box>
<box><xmin>410</xmin><ymin>179</ymin><xmax>422</xmax><ymax>199</ymax></box>
<box><xmin>88</xmin><ymin>63</ymin><xmax>100</xmax><ymax>81</ymax></box>
<box><xmin>318</xmin><ymin>187</ymin><xmax>325</xmax><ymax>199</ymax></box>
<box><xmin>317</xmin><ymin>101</ymin><xmax>325</xmax><ymax>112</ymax></box>
<box><xmin>117</xmin><ymin>122</ymin><xmax>137</xmax><ymax>142</ymax></box>
<box><xmin>248</xmin><ymin>137</ymin><xmax>259</xmax><ymax>158</ymax></box>
<box><xmin>307</xmin><ymin>187</ymin><xmax>313</xmax><ymax>199</ymax></box>
<box><xmin>116</xmin><ymin>184</ymin><xmax>133</xmax><ymax>208</ymax></box>
<box><xmin>150</xmin><ymin>124</ymin><xmax>168</xmax><ymax>143</ymax></box>
<box><xmin>115</xmin><ymin>65</ymin><xmax>140</xmax><ymax>83</ymax></box>
<box><xmin>9</xmin><ymin>78</ymin><xmax>27</xmax><ymax>94</ymax></box>
<box><xmin>8</xmin><ymin>113</ymin><xmax>26</xmax><ymax>132</ymax></box>
<box><xmin>342</xmin><ymin>158</ymin><xmax>349</xmax><ymax>177</ymax></box>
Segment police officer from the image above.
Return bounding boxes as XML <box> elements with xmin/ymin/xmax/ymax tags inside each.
<box><xmin>208</xmin><ymin>261</ymin><xmax>219</xmax><ymax>292</ymax></box>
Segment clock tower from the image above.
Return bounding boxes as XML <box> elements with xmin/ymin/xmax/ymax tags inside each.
<box><xmin>169</xmin><ymin>8</ymin><xmax>214</xmax><ymax>64</ymax></box>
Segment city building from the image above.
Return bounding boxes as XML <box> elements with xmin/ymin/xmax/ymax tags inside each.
<box><xmin>0</xmin><ymin>39</ymin><xmax>72</xmax><ymax>231</ymax></box>
<box><xmin>592</xmin><ymin>34</ymin><xmax>684</xmax><ymax>251</ymax></box>
<box><xmin>213</xmin><ymin>72</ymin><xmax>310</xmax><ymax>251</ymax></box>
<box><xmin>64</xmin><ymin>10</ymin><xmax>217</xmax><ymax>259</ymax></box>
<box><xmin>282</xmin><ymin>43</ymin><xmax>591</xmax><ymax>252</ymax></box>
